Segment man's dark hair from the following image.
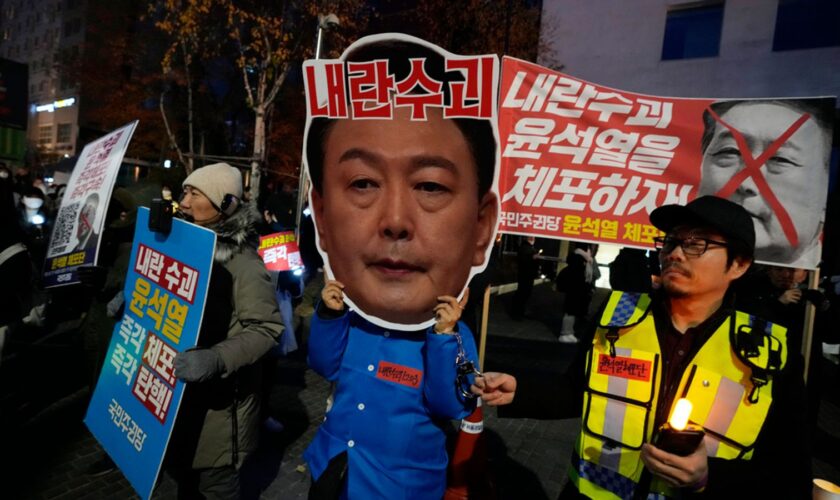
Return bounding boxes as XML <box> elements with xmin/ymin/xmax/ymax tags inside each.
<box><xmin>305</xmin><ymin>38</ymin><xmax>496</xmax><ymax>199</ymax></box>
<box><xmin>725</xmin><ymin>237</ymin><xmax>753</xmax><ymax>269</ymax></box>
<box><xmin>700</xmin><ymin>98</ymin><xmax>834</xmax><ymax>165</ymax></box>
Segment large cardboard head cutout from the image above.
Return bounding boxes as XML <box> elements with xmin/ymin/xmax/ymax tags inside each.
<box><xmin>302</xmin><ymin>33</ymin><xmax>500</xmax><ymax>330</ymax></box>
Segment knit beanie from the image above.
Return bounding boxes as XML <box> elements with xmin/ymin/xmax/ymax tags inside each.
<box><xmin>182</xmin><ymin>163</ymin><xmax>243</xmax><ymax>210</ymax></box>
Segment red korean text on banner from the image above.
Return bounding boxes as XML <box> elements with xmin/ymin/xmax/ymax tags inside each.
<box><xmin>134</xmin><ymin>244</ymin><xmax>199</xmax><ymax>304</ymax></box>
<box><xmin>304</xmin><ymin>56</ymin><xmax>496</xmax><ymax>121</ymax></box>
<box><xmin>257</xmin><ymin>232</ymin><xmax>303</xmax><ymax>272</ymax></box>
<box><xmin>597</xmin><ymin>354</ymin><xmax>652</xmax><ymax>382</ymax></box>
<box><xmin>497</xmin><ymin>57</ymin><xmax>834</xmax><ymax>270</ymax></box>
<box><xmin>497</xmin><ymin>58</ymin><xmax>712</xmax><ymax>249</ymax></box>
<box><xmin>376</xmin><ymin>361</ymin><xmax>423</xmax><ymax>389</ymax></box>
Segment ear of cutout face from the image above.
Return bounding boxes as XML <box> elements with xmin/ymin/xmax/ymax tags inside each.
<box><xmin>472</xmin><ymin>191</ymin><xmax>499</xmax><ymax>267</ymax></box>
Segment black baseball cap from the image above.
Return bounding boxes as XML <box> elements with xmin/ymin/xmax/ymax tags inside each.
<box><xmin>650</xmin><ymin>196</ymin><xmax>755</xmax><ymax>251</ymax></box>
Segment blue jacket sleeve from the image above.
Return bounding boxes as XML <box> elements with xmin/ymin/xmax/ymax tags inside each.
<box><xmin>307</xmin><ymin>302</ymin><xmax>350</xmax><ymax>381</ymax></box>
<box><xmin>423</xmin><ymin>321</ymin><xmax>478</xmax><ymax>420</ymax></box>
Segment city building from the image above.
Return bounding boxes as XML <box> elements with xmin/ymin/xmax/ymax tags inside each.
<box><xmin>538</xmin><ymin>0</ymin><xmax>840</xmax><ymax>102</ymax></box>
<box><xmin>537</xmin><ymin>0</ymin><xmax>840</xmax><ymax>276</ymax></box>
<box><xmin>0</xmin><ymin>57</ymin><xmax>28</xmax><ymax>165</ymax></box>
<box><xmin>0</xmin><ymin>0</ymin><xmax>86</xmax><ymax>165</ymax></box>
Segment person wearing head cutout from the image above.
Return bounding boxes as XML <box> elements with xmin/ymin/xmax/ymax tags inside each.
<box><xmin>303</xmin><ymin>35</ymin><xmax>499</xmax><ymax>498</ymax></box>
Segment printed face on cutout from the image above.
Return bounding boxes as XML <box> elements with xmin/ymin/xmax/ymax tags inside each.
<box><xmin>699</xmin><ymin>102</ymin><xmax>829</xmax><ymax>264</ymax></box>
<box><xmin>311</xmin><ymin>106</ymin><xmax>497</xmax><ymax>327</ymax></box>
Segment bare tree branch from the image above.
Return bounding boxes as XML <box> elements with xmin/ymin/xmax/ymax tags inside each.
<box><xmin>180</xmin><ymin>41</ymin><xmax>195</xmax><ymax>173</ymax></box>
<box><xmin>159</xmin><ymin>85</ymin><xmax>191</xmax><ymax>174</ymax></box>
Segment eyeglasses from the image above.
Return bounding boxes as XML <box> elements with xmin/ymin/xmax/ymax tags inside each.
<box><xmin>653</xmin><ymin>236</ymin><xmax>728</xmax><ymax>257</ymax></box>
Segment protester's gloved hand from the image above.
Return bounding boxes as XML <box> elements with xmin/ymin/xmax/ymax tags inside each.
<box><xmin>778</xmin><ymin>288</ymin><xmax>802</xmax><ymax>305</ymax></box>
<box><xmin>77</xmin><ymin>265</ymin><xmax>107</xmax><ymax>290</ymax></box>
<box><xmin>174</xmin><ymin>349</ymin><xmax>224</xmax><ymax>382</ymax></box>
<box><xmin>106</xmin><ymin>292</ymin><xmax>124</xmax><ymax>318</ymax></box>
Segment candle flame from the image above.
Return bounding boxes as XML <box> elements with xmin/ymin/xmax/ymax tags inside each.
<box><xmin>669</xmin><ymin>398</ymin><xmax>692</xmax><ymax>431</ymax></box>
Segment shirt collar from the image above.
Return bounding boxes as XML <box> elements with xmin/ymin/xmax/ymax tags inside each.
<box><xmin>652</xmin><ymin>288</ymin><xmax>734</xmax><ymax>338</ymax></box>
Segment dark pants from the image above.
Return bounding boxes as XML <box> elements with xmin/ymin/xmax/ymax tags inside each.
<box><xmin>173</xmin><ymin>465</ymin><xmax>240</xmax><ymax>500</ymax></box>
<box><xmin>512</xmin><ymin>279</ymin><xmax>534</xmax><ymax>318</ymax></box>
<box><xmin>308</xmin><ymin>451</ymin><xmax>348</xmax><ymax>500</ymax></box>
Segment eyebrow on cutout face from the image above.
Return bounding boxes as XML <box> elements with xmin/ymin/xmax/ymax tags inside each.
<box><xmin>337</xmin><ymin>147</ymin><xmax>460</xmax><ymax>174</ymax></box>
<box><xmin>714</xmin><ymin>126</ymin><xmax>808</xmax><ymax>155</ymax></box>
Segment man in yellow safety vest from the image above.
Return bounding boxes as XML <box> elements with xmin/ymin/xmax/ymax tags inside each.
<box><xmin>472</xmin><ymin>196</ymin><xmax>811</xmax><ymax>498</ymax></box>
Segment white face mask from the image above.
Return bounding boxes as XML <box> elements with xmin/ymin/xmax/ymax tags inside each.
<box><xmin>0</xmin><ymin>170</ymin><xmax>9</xmax><ymax>179</ymax></box>
<box><xmin>23</xmin><ymin>197</ymin><xmax>44</xmax><ymax>210</ymax></box>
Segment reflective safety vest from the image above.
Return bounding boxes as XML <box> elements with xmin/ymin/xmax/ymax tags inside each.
<box><xmin>570</xmin><ymin>291</ymin><xmax>787</xmax><ymax>500</ymax></box>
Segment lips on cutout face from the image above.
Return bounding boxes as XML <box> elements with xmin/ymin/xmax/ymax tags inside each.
<box><xmin>311</xmin><ymin>107</ymin><xmax>497</xmax><ymax>326</ymax></box>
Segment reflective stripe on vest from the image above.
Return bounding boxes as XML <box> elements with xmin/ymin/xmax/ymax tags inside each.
<box><xmin>574</xmin><ymin>450</ymin><xmax>636</xmax><ymax>500</ymax></box>
<box><xmin>574</xmin><ymin>292</ymin><xmax>661</xmax><ymax>499</ymax></box>
<box><xmin>603</xmin><ymin>292</ymin><xmax>651</xmax><ymax>327</ymax></box>
<box><xmin>674</xmin><ymin>310</ymin><xmax>786</xmax><ymax>459</ymax></box>
<box><xmin>572</xmin><ymin>291</ymin><xmax>787</xmax><ymax>498</ymax></box>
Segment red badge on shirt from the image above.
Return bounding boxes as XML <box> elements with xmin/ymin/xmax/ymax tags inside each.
<box><xmin>597</xmin><ymin>354</ymin><xmax>652</xmax><ymax>382</ymax></box>
<box><xmin>376</xmin><ymin>361</ymin><xmax>423</xmax><ymax>389</ymax></box>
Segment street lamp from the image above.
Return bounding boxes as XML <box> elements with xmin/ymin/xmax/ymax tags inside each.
<box><xmin>314</xmin><ymin>13</ymin><xmax>340</xmax><ymax>60</ymax></box>
<box><xmin>298</xmin><ymin>12</ymin><xmax>340</xmax><ymax>234</ymax></box>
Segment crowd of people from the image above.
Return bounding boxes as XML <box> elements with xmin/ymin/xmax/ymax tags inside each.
<box><xmin>2</xmin><ymin>34</ymin><xmax>839</xmax><ymax>500</ymax></box>
<box><xmin>0</xmin><ymin>163</ymin><xmax>64</xmax><ymax>355</ymax></box>
<box><xmin>3</xmin><ymin>160</ymin><xmax>838</xmax><ymax>498</ymax></box>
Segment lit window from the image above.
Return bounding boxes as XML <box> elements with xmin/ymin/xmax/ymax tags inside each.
<box><xmin>57</xmin><ymin>123</ymin><xmax>72</xmax><ymax>143</ymax></box>
<box><xmin>661</xmin><ymin>2</ymin><xmax>724</xmax><ymax>60</ymax></box>
<box><xmin>39</xmin><ymin>125</ymin><xmax>53</xmax><ymax>146</ymax></box>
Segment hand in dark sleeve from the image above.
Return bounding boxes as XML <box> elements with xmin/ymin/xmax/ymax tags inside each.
<box><xmin>175</xmin><ymin>349</ymin><xmax>224</xmax><ymax>382</ymax></box>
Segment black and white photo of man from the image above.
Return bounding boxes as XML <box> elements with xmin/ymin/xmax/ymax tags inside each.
<box><xmin>697</xmin><ymin>98</ymin><xmax>833</xmax><ymax>267</ymax></box>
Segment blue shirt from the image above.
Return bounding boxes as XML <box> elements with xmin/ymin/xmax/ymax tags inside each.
<box><xmin>304</xmin><ymin>309</ymin><xmax>478</xmax><ymax>499</ymax></box>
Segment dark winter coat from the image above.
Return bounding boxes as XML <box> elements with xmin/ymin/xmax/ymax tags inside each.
<box><xmin>169</xmin><ymin>204</ymin><xmax>283</xmax><ymax>470</ymax></box>
<box><xmin>556</xmin><ymin>249</ymin><xmax>597</xmax><ymax>317</ymax></box>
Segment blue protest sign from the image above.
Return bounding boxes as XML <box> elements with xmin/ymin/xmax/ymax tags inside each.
<box><xmin>84</xmin><ymin>207</ymin><xmax>215</xmax><ymax>500</ymax></box>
